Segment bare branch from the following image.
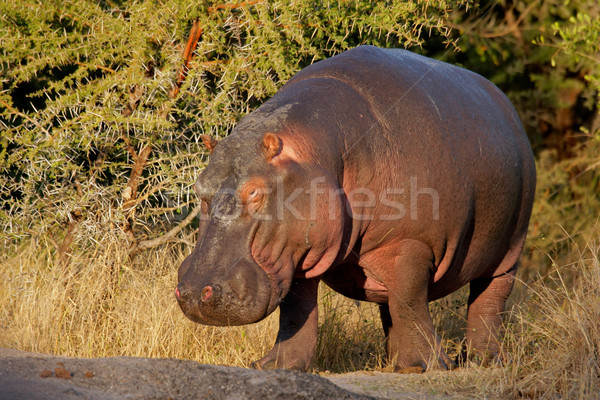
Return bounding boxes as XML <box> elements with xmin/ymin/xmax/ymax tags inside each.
<box><xmin>128</xmin><ymin>205</ymin><xmax>201</xmax><ymax>256</ymax></box>
<box><xmin>170</xmin><ymin>19</ymin><xmax>204</xmax><ymax>99</ymax></box>
<box><xmin>122</xmin><ymin>144</ymin><xmax>153</xmax><ymax>215</ymax></box>
<box><xmin>479</xmin><ymin>1</ymin><xmax>538</xmax><ymax>38</ymax></box>
<box><xmin>168</xmin><ymin>0</ymin><xmax>265</xmax><ymax>100</ymax></box>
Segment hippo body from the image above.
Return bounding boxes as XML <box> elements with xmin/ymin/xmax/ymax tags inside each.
<box><xmin>176</xmin><ymin>46</ymin><xmax>536</xmax><ymax>371</ymax></box>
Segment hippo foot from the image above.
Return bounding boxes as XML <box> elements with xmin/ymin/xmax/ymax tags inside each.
<box><xmin>394</xmin><ymin>366</ymin><xmax>425</xmax><ymax>374</ymax></box>
<box><xmin>250</xmin><ymin>354</ymin><xmax>308</xmax><ymax>372</ymax></box>
<box><xmin>456</xmin><ymin>348</ymin><xmax>502</xmax><ymax>368</ymax></box>
<box><xmin>392</xmin><ymin>352</ymin><xmax>456</xmax><ymax>373</ymax></box>
<box><xmin>387</xmin><ymin>338</ymin><xmax>457</xmax><ymax>372</ymax></box>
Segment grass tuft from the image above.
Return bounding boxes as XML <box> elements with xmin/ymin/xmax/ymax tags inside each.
<box><xmin>502</xmin><ymin>241</ymin><xmax>600</xmax><ymax>399</ymax></box>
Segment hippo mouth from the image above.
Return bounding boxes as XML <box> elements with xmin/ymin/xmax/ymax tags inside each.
<box><xmin>175</xmin><ymin>257</ymin><xmax>276</xmax><ymax>326</ymax></box>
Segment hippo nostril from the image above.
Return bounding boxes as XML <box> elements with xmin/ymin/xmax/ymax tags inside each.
<box><xmin>175</xmin><ymin>282</ymin><xmax>190</xmax><ymax>301</ymax></box>
<box><xmin>201</xmin><ymin>286</ymin><xmax>213</xmax><ymax>302</ymax></box>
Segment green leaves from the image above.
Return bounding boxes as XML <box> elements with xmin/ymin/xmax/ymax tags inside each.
<box><xmin>2</xmin><ymin>0</ymin><xmax>597</xmax><ymax>261</ymax></box>
<box><xmin>1</xmin><ymin>0</ymin><xmax>463</xmax><ymax>252</ymax></box>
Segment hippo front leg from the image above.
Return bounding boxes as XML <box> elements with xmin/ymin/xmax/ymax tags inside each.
<box><xmin>251</xmin><ymin>277</ymin><xmax>320</xmax><ymax>371</ymax></box>
<box><xmin>384</xmin><ymin>240</ymin><xmax>455</xmax><ymax>372</ymax></box>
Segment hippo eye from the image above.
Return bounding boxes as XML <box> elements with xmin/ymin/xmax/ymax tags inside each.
<box><xmin>247</xmin><ymin>188</ymin><xmax>262</xmax><ymax>203</ymax></box>
<box><xmin>243</xmin><ymin>184</ymin><xmax>264</xmax><ymax>205</ymax></box>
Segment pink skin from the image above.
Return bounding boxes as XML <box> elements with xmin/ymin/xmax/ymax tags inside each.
<box><xmin>201</xmin><ymin>286</ymin><xmax>212</xmax><ymax>301</ymax></box>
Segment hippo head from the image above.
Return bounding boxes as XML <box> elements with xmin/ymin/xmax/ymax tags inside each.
<box><xmin>176</xmin><ymin>129</ymin><xmax>344</xmax><ymax>326</ymax></box>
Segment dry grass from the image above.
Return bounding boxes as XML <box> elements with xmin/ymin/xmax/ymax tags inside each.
<box><xmin>502</xmin><ymin>242</ymin><xmax>600</xmax><ymax>399</ymax></box>
<box><xmin>315</xmin><ymin>288</ymin><xmax>386</xmax><ymax>372</ymax></box>
<box><xmin>0</xmin><ymin>239</ymin><xmax>277</xmax><ymax>365</ymax></box>
<box><xmin>1</xmin><ymin>235</ymin><xmax>599</xmax><ymax>398</ymax></box>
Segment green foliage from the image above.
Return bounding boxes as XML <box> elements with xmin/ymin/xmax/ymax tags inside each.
<box><xmin>445</xmin><ymin>0</ymin><xmax>600</xmax><ymax>153</ymax></box>
<box><xmin>0</xmin><ymin>0</ymin><xmax>598</xmax><ymax>271</ymax></box>
<box><xmin>0</xmin><ymin>0</ymin><xmax>464</xmax><ymax>253</ymax></box>
<box><xmin>525</xmin><ymin>136</ymin><xmax>600</xmax><ymax>276</ymax></box>
<box><xmin>551</xmin><ymin>9</ymin><xmax>600</xmax><ymax>92</ymax></box>
<box><xmin>440</xmin><ymin>1</ymin><xmax>600</xmax><ymax>275</ymax></box>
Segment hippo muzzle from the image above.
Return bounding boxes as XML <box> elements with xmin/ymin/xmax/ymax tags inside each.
<box><xmin>176</xmin><ymin>255</ymin><xmax>273</xmax><ymax>326</ymax></box>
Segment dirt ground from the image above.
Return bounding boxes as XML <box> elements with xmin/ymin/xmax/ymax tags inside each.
<box><xmin>0</xmin><ymin>348</ymin><xmax>463</xmax><ymax>399</ymax></box>
<box><xmin>0</xmin><ymin>348</ymin><xmax>367</xmax><ymax>400</ymax></box>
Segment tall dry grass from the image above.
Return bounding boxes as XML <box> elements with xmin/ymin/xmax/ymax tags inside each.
<box><xmin>1</xmin><ymin>234</ymin><xmax>599</xmax><ymax>398</ymax></box>
<box><xmin>315</xmin><ymin>289</ymin><xmax>386</xmax><ymax>372</ymax></box>
<box><xmin>0</xmin><ymin>238</ymin><xmax>277</xmax><ymax>365</ymax></box>
<box><xmin>502</xmin><ymin>241</ymin><xmax>600</xmax><ymax>398</ymax></box>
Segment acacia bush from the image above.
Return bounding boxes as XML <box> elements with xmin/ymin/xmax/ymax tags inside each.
<box><xmin>441</xmin><ymin>0</ymin><xmax>600</xmax><ymax>276</ymax></box>
<box><xmin>0</xmin><ymin>0</ymin><xmax>464</xmax><ymax>261</ymax></box>
<box><xmin>2</xmin><ymin>0</ymin><xmax>598</xmax><ymax>271</ymax></box>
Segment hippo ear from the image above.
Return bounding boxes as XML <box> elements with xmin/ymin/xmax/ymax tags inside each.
<box><xmin>261</xmin><ymin>133</ymin><xmax>282</xmax><ymax>161</ymax></box>
<box><xmin>200</xmin><ymin>135</ymin><xmax>218</xmax><ymax>153</ymax></box>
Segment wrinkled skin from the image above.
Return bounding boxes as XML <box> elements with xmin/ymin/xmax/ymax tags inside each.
<box><xmin>176</xmin><ymin>46</ymin><xmax>536</xmax><ymax>372</ymax></box>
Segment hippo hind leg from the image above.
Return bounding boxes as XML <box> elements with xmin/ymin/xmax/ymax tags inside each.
<box><xmin>463</xmin><ymin>264</ymin><xmax>517</xmax><ymax>366</ymax></box>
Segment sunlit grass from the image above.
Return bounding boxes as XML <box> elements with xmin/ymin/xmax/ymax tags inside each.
<box><xmin>1</xmin><ymin>234</ymin><xmax>599</xmax><ymax>398</ymax></box>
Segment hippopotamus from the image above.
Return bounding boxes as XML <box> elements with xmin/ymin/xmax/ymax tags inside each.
<box><xmin>175</xmin><ymin>45</ymin><xmax>536</xmax><ymax>372</ymax></box>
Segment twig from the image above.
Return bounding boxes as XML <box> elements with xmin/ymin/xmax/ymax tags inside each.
<box><xmin>122</xmin><ymin>144</ymin><xmax>153</xmax><ymax>215</ymax></box>
<box><xmin>129</xmin><ymin>205</ymin><xmax>201</xmax><ymax>255</ymax></box>
<box><xmin>208</xmin><ymin>0</ymin><xmax>264</xmax><ymax>12</ymax></box>
<box><xmin>446</xmin><ymin>1</ymin><xmax>538</xmax><ymax>39</ymax></box>
<box><xmin>169</xmin><ymin>0</ymin><xmax>265</xmax><ymax>100</ymax></box>
<box><xmin>170</xmin><ymin>19</ymin><xmax>204</xmax><ymax>99</ymax></box>
<box><xmin>479</xmin><ymin>1</ymin><xmax>538</xmax><ymax>38</ymax></box>
<box><xmin>538</xmin><ymin>43</ymin><xmax>600</xmax><ymax>64</ymax></box>
<box><xmin>122</xmin><ymin>85</ymin><xmax>145</xmax><ymax>117</ymax></box>
<box><xmin>74</xmin><ymin>61</ymin><xmax>117</xmax><ymax>74</ymax></box>
<box><xmin>0</xmin><ymin>99</ymin><xmax>51</xmax><ymax>137</ymax></box>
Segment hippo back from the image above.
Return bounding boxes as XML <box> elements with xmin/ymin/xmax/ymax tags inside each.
<box><xmin>267</xmin><ymin>46</ymin><xmax>535</xmax><ymax>292</ymax></box>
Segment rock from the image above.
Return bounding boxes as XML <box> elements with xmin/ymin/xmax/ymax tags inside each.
<box><xmin>0</xmin><ymin>348</ymin><xmax>374</xmax><ymax>400</ymax></box>
<box><xmin>54</xmin><ymin>366</ymin><xmax>71</xmax><ymax>379</ymax></box>
<box><xmin>39</xmin><ymin>370</ymin><xmax>52</xmax><ymax>378</ymax></box>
